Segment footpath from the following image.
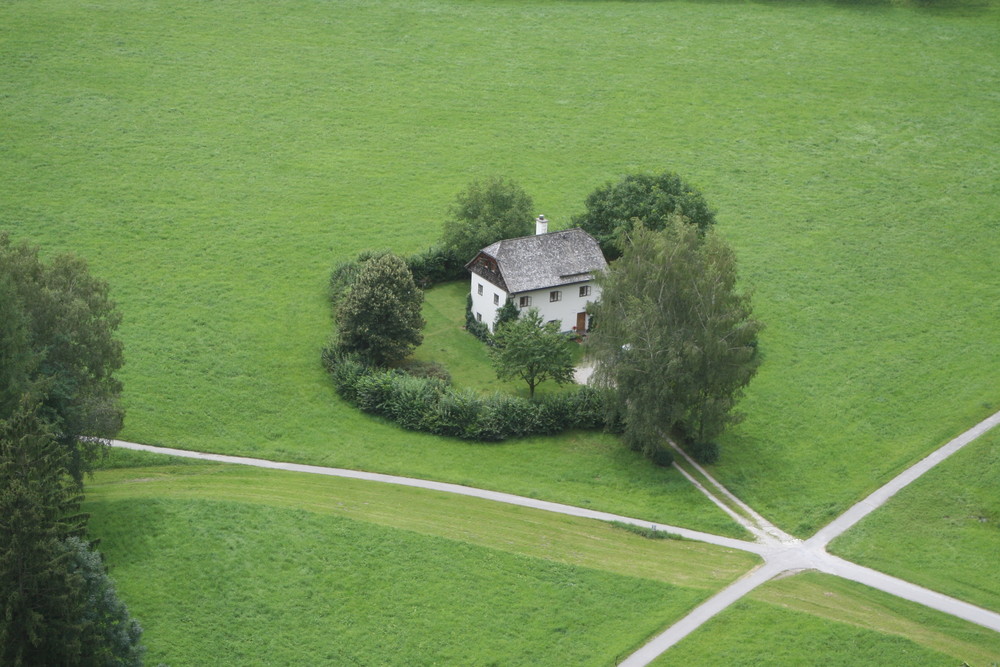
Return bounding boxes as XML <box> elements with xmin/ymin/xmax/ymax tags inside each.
<box><xmin>108</xmin><ymin>408</ymin><xmax>1000</xmax><ymax>665</ymax></box>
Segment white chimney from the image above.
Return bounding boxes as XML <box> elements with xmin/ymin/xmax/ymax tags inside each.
<box><xmin>535</xmin><ymin>214</ymin><xmax>549</xmax><ymax>235</ymax></box>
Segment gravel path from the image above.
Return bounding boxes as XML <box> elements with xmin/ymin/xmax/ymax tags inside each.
<box><xmin>106</xmin><ymin>408</ymin><xmax>1000</xmax><ymax>663</ymax></box>
<box><xmin>106</xmin><ymin>439</ymin><xmax>767</xmax><ymax>556</ymax></box>
<box><xmin>620</xmin><ymin>409</ymin><xmax>1000</xmax><ymax>664</ymax></box>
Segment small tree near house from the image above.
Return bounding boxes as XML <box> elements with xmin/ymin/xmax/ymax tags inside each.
<box><xmin>493</xmin><ymin>299</ymin><xmax>519</xmax><ymax>331</ymax></box>
<box><xmin>489</xmin><ymin>309</ymin><xmax>575</xmax><ymax>399</ymax></box>
<box><xmin>337</xmin><ymin>252</ymin><xmax>425</xmax><ymax>367</ymax></box>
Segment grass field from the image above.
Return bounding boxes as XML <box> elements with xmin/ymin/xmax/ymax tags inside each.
<box><xmin>662</xmin><ymin>573</ymin><xmax>1000</xmax><ymax>666</ymax></box>
<box><xmin>5</xmin><ymin>0</ymin><xmax>1000</xmax><ymax>661</ymax></box>
<box><xmin>3</xmin><ymin>0</ymin><xmax>998</xmax><ymax>536</ymax></box>
<box><xmin>829</xmin><ymin>427</ymin><xmax>1000</xmax><ymax>614</ymax></box>
<box><xmin>84</xmin><ymin>458</ymin><xmax>759</xmax><ymax>665</ymax></box>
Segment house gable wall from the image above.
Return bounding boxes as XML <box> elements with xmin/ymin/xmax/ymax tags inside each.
<box><xmin>469</xmin><ymin>275</ymin><xmax>508</xmax><ymax>332</ymax></box>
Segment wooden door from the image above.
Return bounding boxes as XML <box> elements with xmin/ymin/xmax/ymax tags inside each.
<box><xmin>576</xmin><ymin>312</ymin><xmax>587</xmax><ymax>332</ymax></box>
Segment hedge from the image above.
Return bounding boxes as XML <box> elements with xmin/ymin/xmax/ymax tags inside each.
<box><xmin>321</xmin><ymin>350</ymin><xmax>609</xmax><ymax>442</ymax></box>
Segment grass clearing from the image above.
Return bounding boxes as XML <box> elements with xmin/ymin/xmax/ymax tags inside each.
<box><xmin>413</xmin><ymin>281</ymin><xmax>583</xmax><ymax>396</ymax></box>
<box><xmin>829</xmin><ymin>428</ymin><xmax>1000</xmax><ymax>613</ymax></box>
<box><xmin>662</xmin><ymin>572</ymin><xmax>1000</xmax><ymax>665</ymax></box>
<box><xmin>85</xmin><ymin>462</ymin><xmax>757</xmax><ymax>665</ymax></box>
<box><xmin>4</xmin><ymin>0</ymin><xmax>998</xmax><ymax>535</ymax></box>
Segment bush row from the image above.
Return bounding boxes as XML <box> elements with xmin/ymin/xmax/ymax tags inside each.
<box><xmin>322</xmin><ymin>350</ymin><xmax>609</xmax><ymax>441</ymax></box>
<box><xmin>406</xmin><ymin>245</ymin><xmax>467</xmax><ymax>287</ymax></box>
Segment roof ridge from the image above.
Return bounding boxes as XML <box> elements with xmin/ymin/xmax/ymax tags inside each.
<box><xmin>499</xmin><ymin>227</ymin><xmax>585</xmax><ymax>244</ymax></box>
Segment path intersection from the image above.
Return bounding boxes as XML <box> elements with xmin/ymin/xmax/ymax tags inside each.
<box><xmin>108</xmin><ymin>409</ymin><xmax>1000</xmax><ymax>665</ymax></box>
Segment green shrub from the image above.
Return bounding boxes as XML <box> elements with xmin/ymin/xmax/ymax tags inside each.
<box><xmin>431</xmin><ymin>389</ymin><xmax>483</xmax><ymax>438</ymax></box>
<box><xmin>471</xmin><ymin>393</ymin><xmax>540</xmax><ymax>441</ymax></box>
<box><xmin>354</xmin><ymin>372</ymin><xmax>401</xmax><ymax>414</ymax></box>
<box><xmin>323</xmin><ymin>354</ymin><xmax>608</xmax><ymax>442</ymax></box>
<box><xmin>406</xmin><ymin>246</ymin><xmax>466</xmax><ymax>287</ymax></box>
<box><xmin>689</xmin><ymin>440</ymin><xmax>720</xmax><ymax>465</ymax></box>
<box><xmin>322</xmin><ymin>349</ymin><xmax>371</xmax><ymax>403</ymax></box>
<box><xmin>650</xmin><ymin>445</ymin><xmax>674</xmax><ymax>467</ymax></box>
<box><xmin>329</xmin><ymin>249</ymin><xmax>392</xmax><ymax>307</ymax></box>
<box><xmin>395</xmin><ymin>359</ymin><xmax>453</xmax><ymax>384</ymax></box>
<box><xmin>465</xmin><ymin>293</ymin><xmax>493</xmax><ymax>345</ymax></box>
<box><xmin>384</xmin><ymin>374</ymin><xmax>448</xmax><ymax>431</ymax></box>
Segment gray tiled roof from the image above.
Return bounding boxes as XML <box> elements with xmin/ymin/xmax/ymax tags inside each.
<box><xmin>470</xmin><ymin>228</ymin><xmax>607</xmax><ymax>294</ymax></box>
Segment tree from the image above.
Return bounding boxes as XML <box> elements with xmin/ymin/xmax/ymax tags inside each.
<box><xmin>0</xmin><ymin>235</ymin><xmax>140</xmax><ymax>665</ymax></box>
<box><xmin>572</xmin><ymin>171</ymin><xmax>716</xmax><ymax>260</ymax></box>
<box><xmin>588</xmin><ymin>219</ymin><xmax>762</xmax><ymax>463</ymax></box>
<box><xmin>0</xmin><ymin>400</ymin><xmax>143</xmax><ymax>666</ymax></box>
<box><xmin>0</xmin><ymin>399</ymin><xmax>87</xmax><ymax>666</ymax></box>
<box><xmin>440</xmin><ymin>176</ymin><xmax>535</xmax><ymax>262</ymax></box>
<box><xmin>490</xmin><ymin>309</ymin><xmax>575</xmax><ymax>399</ymax></box>
<box><xmin>492</xmin><ymin>298</ymin><xmax>519</xmax><ymax>332</ymax></box>
<box><xmin>65</xmin><ymin>537</ymin><xmax>145</xmax><ymax>667</ymax></box>
<box><xmin>0</xmin><ymin>232</ymin><xmax>125</xmax><ymax>481</ymax></box>
<box><xmin>337</xmin><ymin>252</ymin><xmax>425</xmax><ymax>367</ymax></box>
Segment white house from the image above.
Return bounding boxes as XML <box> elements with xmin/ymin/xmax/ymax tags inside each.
<box><xmin>465</xmin><ymin>216</ymin><xmax>608</xmax><ymax>333</ymax></box>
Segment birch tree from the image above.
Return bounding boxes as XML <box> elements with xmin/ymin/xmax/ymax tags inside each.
<box><xmin>588</xmin><ymin>219</ymin><xmax>762</xmax><ymax>463</ymax></box>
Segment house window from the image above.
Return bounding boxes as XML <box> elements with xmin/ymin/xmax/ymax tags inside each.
<box><xmin>579</xmin><ymin>285</ymin><xmax>591</xmax><ymax>298</ymax></box>
<box><xmin>519</xmin><ymin>296</ymin><xmax>531</xmax><ymax>308</ymax></box>
<box><xmin>549</xmin><ymin>290</ymin><xmax>561</xmax><ymax>302</ymax></box>
<box><xmin>476</xmin><ymin>312</ymin><xmax>482</xmax><ymax>322</ymax></box>
<box><xmin>493</xmin><ymin>293</ymin><xmax>499</xmax><ymax>305</ymax></box>
<box><xmin>477</xmin><ymin>283</ymin><xmax>483</xmax><ymax>296</ymax></box>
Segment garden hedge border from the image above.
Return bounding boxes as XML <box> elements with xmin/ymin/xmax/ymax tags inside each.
<box><xmin>322</xmin><ymin>350</ymin><xmax>612</xmax><ymax>442</ymax></box>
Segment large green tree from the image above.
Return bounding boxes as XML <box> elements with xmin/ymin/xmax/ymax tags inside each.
<box><xmin>65</xmin><ymin>536</ymin><xmax>145</xmax><ymax>667</ymax></box>
<box><xmin>572</xmin><ymin>172</ymin><xmax>716</xmax><ymax>260</ymax></box>
<box><xmin>0</xmin><ymin>235</ymin><xmax>141</xmax><ymax>665</ymax></box>
<box><xmin>588</xmin><ymin>219</ymin><xmax>762</xmax><ymax>463</ymax></box>
<box><xmin>0</xmin><ymin>399</ymin><xmax>87</xmax><ymax>666</ymax></box>
<box><xmin>0</xmin><ymin>232</ymin><xmax>124</xmax><ymax>481</ymax></box>
<box><xmin>440</xmin><ymin>176</ymin><xmax>535</xmax><ymax>262</ymax></box>
<box><xmin>490</xmin><ymin>309</ymin><xmax>575</xmax><ymax>399</ymax></box>
<box><xmin>0</xmin><ymin>400</ymin><xmax>144</xmax><ymax>666</ymax></box>
<box><xmin>337</xmin><ymin>252</ymin><xmax>425</xmax><ymax>367</ymax></box>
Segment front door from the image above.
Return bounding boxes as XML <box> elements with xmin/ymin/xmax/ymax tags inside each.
<box><xmin>576</xmin><ymin>312</ymin><xmax>587</xmax><ymax>333</ymax></box>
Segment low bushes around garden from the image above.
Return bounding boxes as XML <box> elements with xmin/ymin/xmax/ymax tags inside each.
<box><xmin>322</xmin><ymin>350</ymin><xmax>612</xmax><ymax>442</ymax></box>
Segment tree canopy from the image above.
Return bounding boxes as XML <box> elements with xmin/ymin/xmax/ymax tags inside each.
<box><xmin>337</xmin><ymin>252</ymin><xmax>425</xmax><ymax>367</ymax></box>
<box><xmin>572</xmin><ymin>172</ymin><xmax>716</xmax><ymax>259</ymax></box>
<box><xmin>0</xmin><ymin>232</ymin><xmax>124</xmax><ymax>480</ymax></box>
<box><xmin>0</xmin><ymin>399</ymin><xmax>87</xmax><ymax>666</ymax></box>
<box><xmin>490</xmin><ymin>309</ymin><xmax>575</xmax><ymax>399</ymax></box>
<box><xmin>492</xmin><ymin>298</ymin><xmax>520</xmax><ymax>332</ymax></box>
<box><xmin>0</xmin><ymin>234</ymin><xmax>142</xmax><ymax>665</ymax></box>
<box><xmin>439</xmin><ymin>176</ymin><xmax>535</xmax><ymax>262</ymax></box>
<box><xmin>588</xmin><ymin>219</ymin><xmax>762</xmax><ymax>463</ymax></box>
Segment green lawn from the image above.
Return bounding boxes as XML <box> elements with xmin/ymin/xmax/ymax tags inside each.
<box><xmin>85</xmin><ymin>459</ymin><xmax>758</xmax><ymax>665</ymax></box>
<box><xmin>829</xmin><ymin>428</ymin><xmax>1000</xmax><ymax>614</ymax></box>
<box><xmin>4</xmin><ymin>0</ymin><xmax>998</xmax><ymax>537</ymax></box>
<box><xmin>412</xmin><ymin>281</ymin><xmax>584</xmax><ymax>396</ymax></box>
<box><xmin>662</xmin><ymin>573</ymin><xmax>1000</xmax><ymax>666</ymax></box>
